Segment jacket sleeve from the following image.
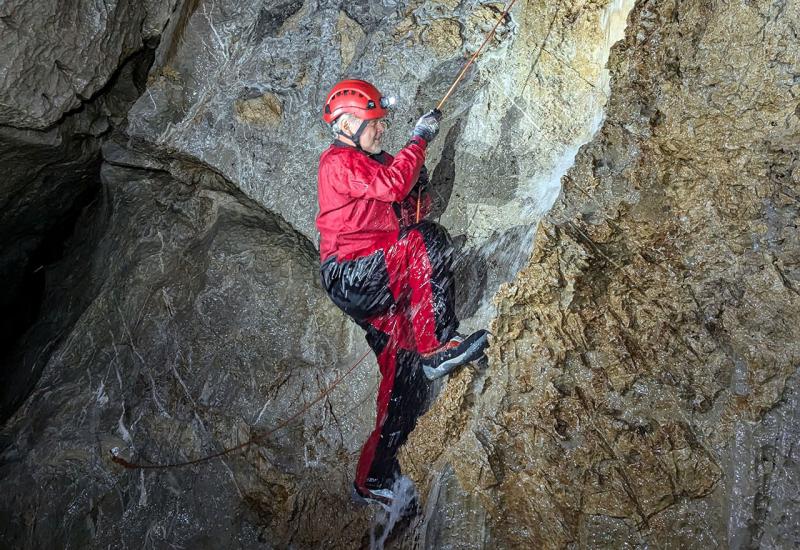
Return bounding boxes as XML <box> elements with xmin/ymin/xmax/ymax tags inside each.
<box><xmin>334</xmin><ymin>140</ymin><xmax>427</xmax><ymax>203</ymax></box>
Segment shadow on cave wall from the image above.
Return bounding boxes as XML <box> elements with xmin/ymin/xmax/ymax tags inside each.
<box><xmin>0</xmin><ymin>45</ymin><xmax>157</xmax><ymax>424</ymax></box>
<box><xmin>427</xmin><ymin>116</ymin><xmax>536</xmax><ymax>320</ymax></box>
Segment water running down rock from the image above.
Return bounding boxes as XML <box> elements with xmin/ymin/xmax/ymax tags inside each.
<box><xmin>0</xmin><ymin>0</ymin><xmax>798</xmax><ymax>548</ymax></box>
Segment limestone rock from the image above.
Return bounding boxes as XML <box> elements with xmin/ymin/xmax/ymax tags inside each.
<box><xmin>0</xmin><ymin>0</ymin><xmax>172</xmax><ymax>422</ymax></box>
<box><xmin>336</xmin><ymin>10</ymin><xmax>365</xmax><ymax>69</ymax></box>
<box><xmin>0</xmin><ymin>45</ymin><xmax>156</xmax><ymax>419</ymax></box>
<box><xmin>403</xmin><ymin>0</ymin><xmax>800</xmax><ymax>547</ymax></box>
<box><xmin>0</xmin><ymin>0</ymin><xmax>173</xmax><ymax>129</ymax></box>
<box><xmin>234</xmin><ymin>93</ymin><xmax>284</xmax><ymax>126</ymax></box>
<box><xmin>421</xmin><ymin>19</ymin><xmax>463</xmax><ymax>58</ymax></box>
<box><xmin>464</xmin><ymin>2</ymin><xmax>512</xmax><ymax>53</ymax></box>
<box><xmin>0</xmin><ymin>160</ymin><xmax>376</xmax><ymax>548</ymax></box>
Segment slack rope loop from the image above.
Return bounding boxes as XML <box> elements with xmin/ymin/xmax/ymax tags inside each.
<box><xmin>436</xmin><ymin>0</ymin><xmax>518</xmax><ymax>111</ymax></box>
<box><xmin>111</xmin><ymin>349</ymin><xmax>372</xmax><ymax>470</ymax></box>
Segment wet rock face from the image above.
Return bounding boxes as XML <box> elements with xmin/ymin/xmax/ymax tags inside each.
<box><xmin>0</xmin><ymin>0</ymin><xmax>174</xmax><ymax>128</ymax></box>
<box><xmin>404</xmin><ymin>0</ymin><xmax>800</xmax><ymax>547</ymax></box>
<box><xmin>0</xmin><ymin>161</ymin><xmax>376</xmax><ymax>548</ymax></box>
<box><xmin>0</xmin><ymin>0</ymin><xmax>168</xmax><ymax>417</ymax></box>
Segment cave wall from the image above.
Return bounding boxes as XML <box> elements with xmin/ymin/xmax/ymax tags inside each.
<box><xmin>0</xmin><ymin>158</ymin><xmax>377</xmax><ymax>548</ymax></box>
<box><xmin>1</xmin><ymin>0</ymin><xmax>798</xmax><ymax>548</ymax></box>
<box><xmin>0</xmin><ymin>0</ymin><xmax>174</xmax><ymax>416</ymax></box>
<box><xmin>403</xmin><ymin>0</ymin><xmax>800</xmax><ymax>547</ymax></box>
<box><xmin>0</xmin><ymin>0</ymin><xmax>176</xmax><ymax>129</ymax></box>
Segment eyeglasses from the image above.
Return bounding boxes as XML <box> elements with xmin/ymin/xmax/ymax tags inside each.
<box><xmin>367</xmin><ymin>118</ymin><xmax>390</xmax><ymax>130</ymax></box>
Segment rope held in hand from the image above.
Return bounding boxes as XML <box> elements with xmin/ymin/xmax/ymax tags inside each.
<box><xmin>111</xmin><ymin>350</ymin><xmax>371</xmax><ymax>470</ymax></box>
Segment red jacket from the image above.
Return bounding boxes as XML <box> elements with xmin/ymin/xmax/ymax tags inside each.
<box><xmin>316</xmin><ymin>139</ymin><xmax>428</xmax><ymax>261</ymax></box>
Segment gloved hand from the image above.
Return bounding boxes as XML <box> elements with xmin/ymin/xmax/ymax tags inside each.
<box><xmin>412</xmin><ymin>109</ymin><xmax>443</xmax><ymax>143</ymax></box>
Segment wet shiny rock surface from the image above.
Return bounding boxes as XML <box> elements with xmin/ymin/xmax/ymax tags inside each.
<box><xmin>1</xmin><ymin>0</ymin><xmax>799</xmax><ymax>548</ymax></box>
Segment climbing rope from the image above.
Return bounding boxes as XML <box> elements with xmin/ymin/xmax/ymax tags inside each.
<box><xmin>416</xmin><ymin>0</ymin><xmax>519</xmax><ymax>223</ymax></box>
<box><xmin>111</xmin><ymin>349</ymin><xmax>371</xmax><ymax>470</ymax></box>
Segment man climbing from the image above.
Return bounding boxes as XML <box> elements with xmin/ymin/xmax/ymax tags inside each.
<box><xmin>316</xmin><ymin>79</ymin><xmax>489</xmax><ymax>507</ymax></box>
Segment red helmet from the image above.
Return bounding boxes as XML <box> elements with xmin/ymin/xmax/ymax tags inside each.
<box><xmin>322</xmin><ymin>79</ymin><xmax>388</xmax><ymax>124</ymax></box>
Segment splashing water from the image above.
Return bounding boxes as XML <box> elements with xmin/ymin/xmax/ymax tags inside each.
<box><xmin>518</xmin><ymin>0</ymin><xmax>637</xmax><ymax>217</ymax></box>
<box><xmin>369</xmin><ymin>476</ymin><xmax>418</xmax><ymax>550</ymax></box>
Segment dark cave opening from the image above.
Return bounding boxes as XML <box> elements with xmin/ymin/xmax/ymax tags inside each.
<box><xmin>0</xmin><ymin>168</ymin><xmax>102</xmax><ymax>420</ymax></box>
<box><xmin>0</xmin><ymin>170</ymin><xmax>102</xmax><ymax>362</ymax></box>
<box><xmin>0</xmin><ymin>44</ymin><xmax>157</xmax><ymax>423</ymax></box>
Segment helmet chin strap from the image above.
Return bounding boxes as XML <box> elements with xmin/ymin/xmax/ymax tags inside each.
<box><xmin>339</xmin><ymin>119</ymin><xmax>370</xmax><ymax>152</ymax></box>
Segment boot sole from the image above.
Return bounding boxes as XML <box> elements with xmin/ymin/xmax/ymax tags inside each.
<box><xmin>352</xmin><ymin>485</ymin><xmax>393</xmax><ymax>511</ymax></box>
<box><xmin>422</xmin><ymin>331</ymin><xmax>488</xmax><ymax>380</ymax></box>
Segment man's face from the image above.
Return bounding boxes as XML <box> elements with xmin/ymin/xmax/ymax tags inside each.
<box><xmin>349</xmin><ymin>117</ymin><xmax>388</xmax><ymax>154</ymax></box>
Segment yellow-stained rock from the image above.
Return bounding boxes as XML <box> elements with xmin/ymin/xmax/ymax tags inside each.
<box><xmin>234</xmin><ymin>93</ymin><xmax>284</xmax><ymax>126</ymax></box>
<box><xmin>421</xmin><ymin>18</ymin><xmax>463</xmax><ymax>57</ymax></box>
<box><xmin>335</xmin><ymin>10</ymin><xmax>364</xmax><ymax>68</ymax></box>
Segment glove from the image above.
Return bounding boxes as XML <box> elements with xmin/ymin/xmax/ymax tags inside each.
<box><xmin>412</xmin><ymin>109</ymin><xmax>443</xmax><ymax>143</ymax></box>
